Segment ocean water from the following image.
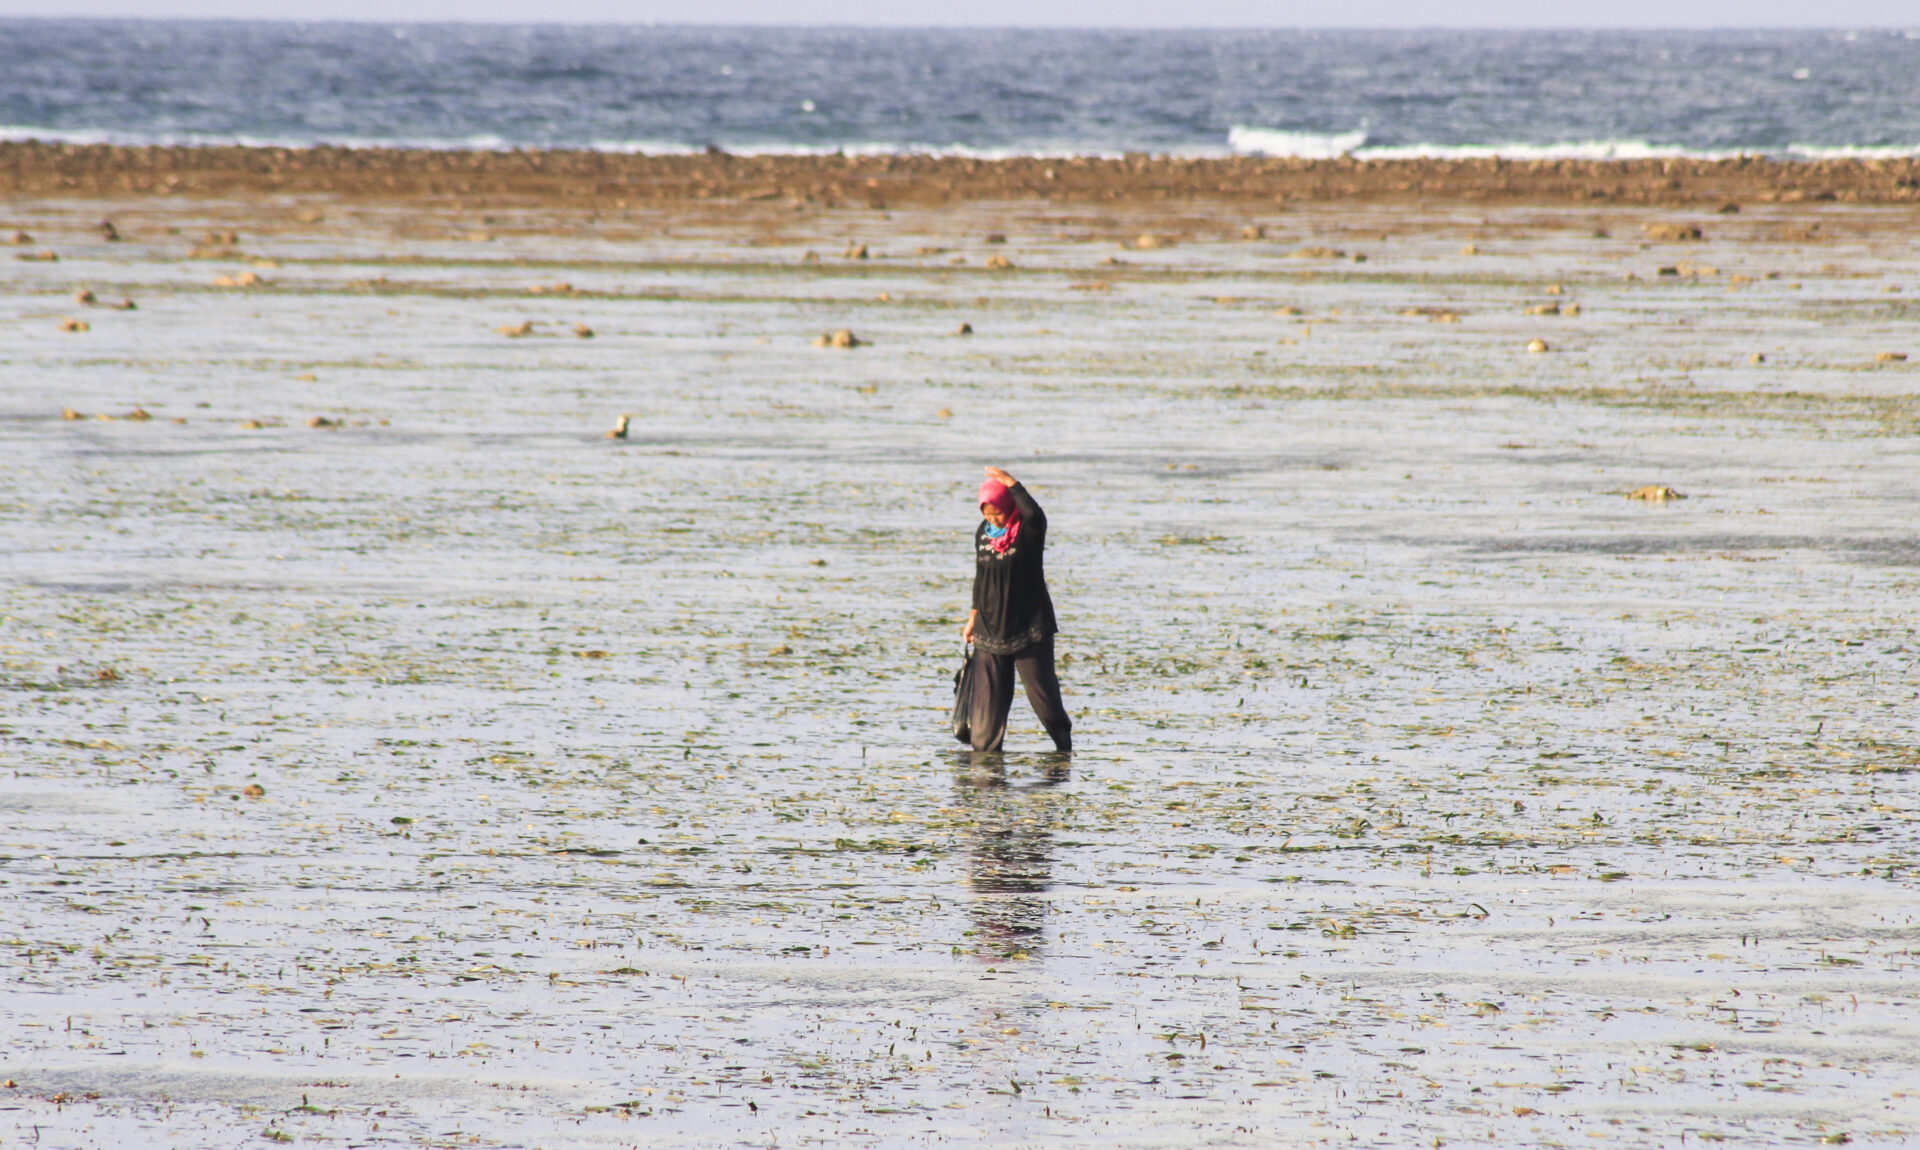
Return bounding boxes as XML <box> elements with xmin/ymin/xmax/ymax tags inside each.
<box><xmin>1</xmin><ymin>22</ymin><xmax>1918</xmax><ymax>158</ymax></box>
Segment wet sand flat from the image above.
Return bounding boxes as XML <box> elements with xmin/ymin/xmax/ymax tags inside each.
<box><xmin>2</xmin><ymin>193</ymin><xmax>1919</xmax><ymax>1147</ymax></box>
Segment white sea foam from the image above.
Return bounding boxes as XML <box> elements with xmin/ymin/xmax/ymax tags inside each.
<box><xmin>1226</xmin><ymin>126</ymin><xmax>1370</xmax><ymax>159</ymax></box>
<box><xmin>1786</xmin><ymin>142</ymin><xmax>1920</xmax><ymax>160</ymax></box>
<box><xmin>1355</xmin><ymin>139</ymin><xmax>1745</xmax><ymax>161</ymax></box>
<box><xmin>1227</xmin><ymin>127</ymin><xmax>1758</xmax><ymax>162</ymax></box>
<box><xmin>2</xmin><ymin>121</ymin><xmax>1913</xmax><ymax>164</ymax></box>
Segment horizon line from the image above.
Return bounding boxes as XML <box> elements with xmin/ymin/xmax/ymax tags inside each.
<box><xmin>1</xmin><ymin>16</ymin><xmax>1917</xmax><ymax>31</ymax></box>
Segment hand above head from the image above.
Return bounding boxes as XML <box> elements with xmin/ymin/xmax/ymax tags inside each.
<box><xmin>984</xmin><ymin>466</ymin><xmax>1017</xmax><ymax>488</ymax></box>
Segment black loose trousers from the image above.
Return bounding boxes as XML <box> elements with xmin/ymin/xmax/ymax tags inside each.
<box><xmin>967</xmin><ymin>637</ymin><xmax>1072</xmax><ymax>753</ymax></box>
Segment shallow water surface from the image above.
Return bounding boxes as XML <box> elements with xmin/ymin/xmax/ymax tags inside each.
<box><xmin>2</xmin><ymin>197</ymin><xmax>1919</xmax><ymax>1147</ymax></box>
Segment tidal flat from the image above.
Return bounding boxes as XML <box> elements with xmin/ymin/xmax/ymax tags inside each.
<box><xmin>2</xmin><ymin>195</ymin><xmax>1918</xmax><ymax>1148</ymax></box>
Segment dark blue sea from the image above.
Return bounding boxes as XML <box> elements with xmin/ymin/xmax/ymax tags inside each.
<box><xmin>2</xmin><ymin>21</ymin><xmax>1917</xmax><ymax>159</ymax></box>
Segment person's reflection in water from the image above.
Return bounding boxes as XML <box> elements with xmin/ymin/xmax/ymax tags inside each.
<box><xmin>951</xmin><ymin>752</ymin><xmax>1070</xmax><ymax>961</ymax></box>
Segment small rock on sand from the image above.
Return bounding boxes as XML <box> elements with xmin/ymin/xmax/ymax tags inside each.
<box><xmin>59</xmin><ymin>317</ymin><xmax>89</xmax><ymax>332</ymax></box>
<box><xmin>1241</xmin><ymin>225</ymin><xmax>1266</xmax><ymax>240</ymax></box>
<box><xmin>6</xmin><ymin>231</ymin><xmax>30</xmax><ymax>244</ymax></box>
<box><xmin>1627</xmin><ymin>485</ymin><xmax>1686</xmax><ymax>501</ymax></box>
<box><xmin>811</xmin><ymin>329</ymin><xmax>866</xmax><ymax>348</ymax></box>
<box><xmin>936</xmin><ymin>407</ymin><xmax>953</xmax><ymax>419</ymax></box>
<box><xmin>126</xmin><ymin>408</ymin><xmax>152</xmax><ymax>421</ymax></box>
<box><xmin>1131</xmin><ymin>234</ymin><xmax>1171</xmax><ymax>251</ymax></box>
<box><xmin>955</xmin><ymin>322</ymin><xmax>973</xmax><ymax>335</ymax></box>
<box><xmin>242</xmin><ymin>783</ymin><xmax>266</xmax><ymax>798</ymax></box>
<box><xmin>213</xmin><ymin>270</ymin><xmax>264</xmax><ymax>288</ymax></box>
<box><xmin>607</xmin><ymin>414</ymin><xmax>630</xmax><ymax>439</ymax></box>
<box><xmin>306</xmin><ymin>415</ymin><xmax>339</xmax><ymax>429</ymax></box>
<box><xmin>984</xmin><ymin>233</ymin><xmax>1007</xmax><ymax>244</ymax></box>
<box><xmin>1287</xmin><ymin>246</ymin><xmax>1344</xmax><ymax>259</ymax></box>
<box><xmin>496</xmin><ymin>321</ymin><xmax>535</xmax><ymax>337</ymax></box>
<box><xmin>844</xmin><ymin>243</ymin><xmax>869</xmax><ymax>260</ymax></box>
<box><xmin>296</xmin><ymin>373</ymin><xmax>318</xmax><ymax>382</ymax></box>
<box><xmin>1460</xmin><ymin>244</ymin><xmax>1479</xmax><ymax>255</ymax></box>
<box><xmin>1875</xmin><ymin>351</ymin><xmax>1908</xmax><ymax>363</ymax></box>
<box><xmin>1716</xmin><ymin>202</ymin><xmax>1741</xmax><ymax>214</ymax></box>
<box><xmin>573</xmin><ymin>323</ymin><xmax>594</xmax><ymax>339</ymax></box>
<box><xmin>74</xmin><ymin>288</ymin><xmax>96</xmax><ymax>304</ymax></box>
<box><xmin>18</xmin><ymin>250</ymin><xmax>58</xmax><ymax>262</ymax></box>
<box><xmin>111</xmin><ymin>298</ymin><xmax>136</xmax><ymax>310</ymax></box>
<box><xmin>984</xmin><ymin>254</ymin><xmax>1013</xmax><ymax>270</ymax></box>
<box><xmin>61</xmin><ymin>407</ymin><xmax>83</xmax><ymax>420</ymax></box>
<box><xmin>1563</xmin><ymin>303</ymin><xmax>1581</xmax><ymax>316</ymax></box>
<box><xmin>528</xmin><ymin>282</ymin><xmax>572</xmax><ymax>295</ymax></box>
<box><xmin>1544</xmin><ymin>284</ymin><xmax>1563</xmax><ymax>295</ymax></box>
<box><xmin>1274</xmin><ymin>306</ymin><xmax>1303</xmax><ymax>317</ymax></box>
<box><xmin>1751</xmin><ymin>353</ymin><xmax>1767</xmax><ymax>364</ymax></box>
<box><xmin>1526</xmin><ymin>338</ymin><xmax>1550</xmax><ymax>353</ymax></box>
<box><xmin>1643</xmin><ymin>223</ymin><xmax>1704</xmax><ymax>242</ymax></box>
<box><xmin>1525</xmin><ymin>302</ymin><xmax>1561</xmax><ymax>316</ymax></box>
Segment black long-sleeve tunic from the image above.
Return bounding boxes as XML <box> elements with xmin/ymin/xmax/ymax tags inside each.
<box><xmin>971</xmin><ymin>483</ymin><xmax>1058</xmax><ymax>655</ymax></box>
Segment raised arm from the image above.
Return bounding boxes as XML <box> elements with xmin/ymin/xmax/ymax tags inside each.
<box><xmin>986</xmin><ymin>466</ymin><xmax>1045</xmax><ymax>530</ymax></box>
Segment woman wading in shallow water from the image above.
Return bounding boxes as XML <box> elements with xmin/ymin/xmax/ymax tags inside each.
<box><xmin>961</xmin><ymin>466</ymin><xmax>1072</xmax><ymax>754</ymax></box>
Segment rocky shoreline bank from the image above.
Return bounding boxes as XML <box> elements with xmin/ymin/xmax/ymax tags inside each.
<box><xmin>4</xmin><ymin>141</ymin><xmax>1918</xmax><ymax>206</ymax></box>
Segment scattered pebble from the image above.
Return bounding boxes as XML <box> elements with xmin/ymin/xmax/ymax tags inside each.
<box><xmin>984</xmin><ymin>254</ymin><xmax>1013</xmax><ymax>270</ymax></box>
<box><xmin>1526</xmin><ymin>338</ymin><xmax>1549</xmax><ymax>352</ymax></box>
<box><xmin>305</xmin><ymin>415</ymin><xmax>338</xmax><ymax>428</ymax></box>
<box><xmin>844</xmin><ymin>242</ymin><xmax>869</xmax><ymax>260</ymax></box>
<box><xmin>573</xmin><ymin>323</ymin><xmax>594</xmax><ymax>339</ymax></box>
<box><xmin>955</xmin><ymin>322</ymin><xmax>973</xmax><ymax>335</ymax></box>
<box><xmin>1627</xmin><ymin>485</ymin><xmax>1686</xmax><ymax>501</ymax></box>
<box><xmin>1644</xmin><ymin>223</ymin><xmax>1704</xmax><ymax>241</ymax></box>
<box><xmin>1874</xmin><ymin>351</ymin><xmax>1908</xmax><ymax>363</ymax></box>
<box><xmin>74</xmin><ymin>288</ymin><xmax>97</xmax><ymax>304</ymax></box>
<box><xmin>811</xmin><ymin>329</ymin><xmax>866</xmax><ymax>348</ymax></box>
<box><xmin>607</xmin><ymin>414</ymin><xmax>630</xmax><ymax>439</ymax></box>
<box><xmin>58</xmin><ymin>317</ymin><xmax>89</xmax><ymax>332</ymax></box>
<box><xmin>496</xmin><ymin>321</ymin><xmax>535</xmax><ymax>337</ymax></box>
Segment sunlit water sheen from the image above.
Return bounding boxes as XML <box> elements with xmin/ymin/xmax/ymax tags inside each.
<box><xmin>1</xmin><ymin>195</ymin><xmax>1918</xmax><ymax>1146</ymax></box>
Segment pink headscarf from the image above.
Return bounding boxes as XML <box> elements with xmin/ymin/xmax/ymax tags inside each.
<box><xmin>978</xmin><ymin>479</ymin><xmax>1022</xmax><ymax>555</ymax></box>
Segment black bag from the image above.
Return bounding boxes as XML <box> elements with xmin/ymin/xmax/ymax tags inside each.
<box><xmin>951</xmin><ymin>644</ymin><xmax>975</xmax><ymax>745</ymax></box>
